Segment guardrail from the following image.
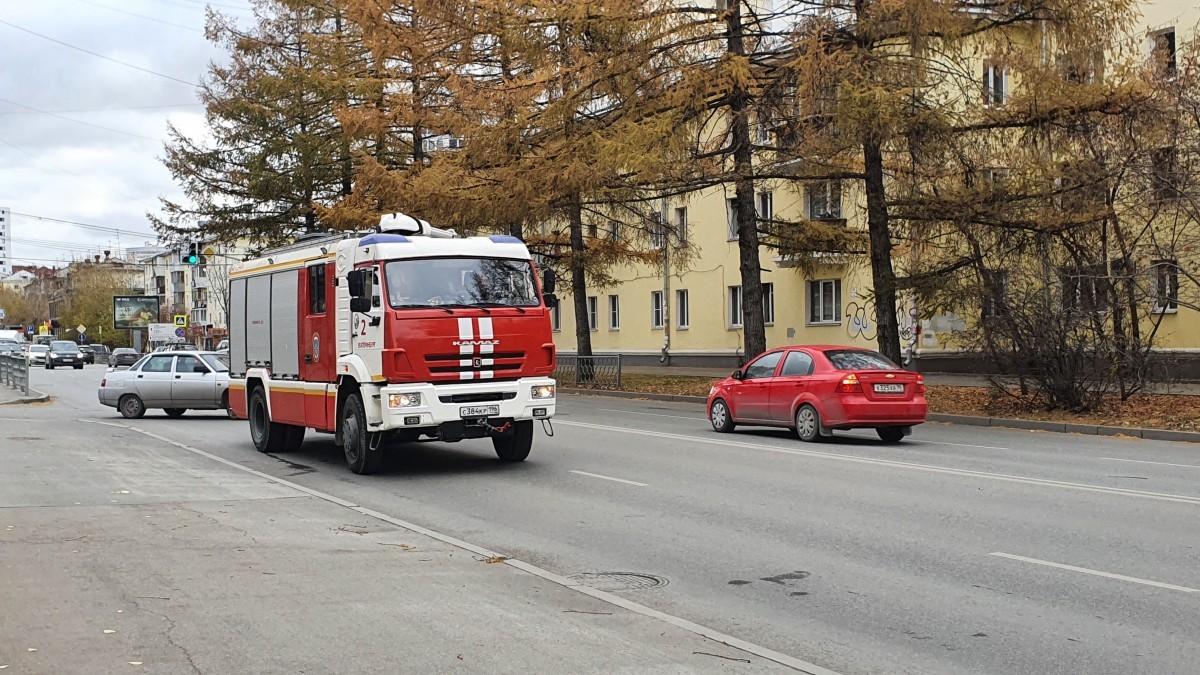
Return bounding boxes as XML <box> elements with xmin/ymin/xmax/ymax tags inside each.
<box><xmin>554</xmin><ymin>354</ymin><xmax>622</xmax><ymax>390</ymax></box>
<box><xmin>0</xmin><ymin>353</ymin><xmax>30</xmax><ymax>396</ymax></box>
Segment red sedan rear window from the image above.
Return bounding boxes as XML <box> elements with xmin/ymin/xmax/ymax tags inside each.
<box><xmin>824</xmin><ymin>349</ymin><xmax>898</xmax><ymax>371</ymax></box>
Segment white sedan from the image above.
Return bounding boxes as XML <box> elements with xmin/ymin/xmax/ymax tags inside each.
<box><xmin>99</xmin><ymin>350</ymin><xmax>234</xmax><ymax>419</ymax></box>
<box><xmin>26</xmin><ymin>345</ymin><xmax>48</xmax><ymax>366</ymax></box>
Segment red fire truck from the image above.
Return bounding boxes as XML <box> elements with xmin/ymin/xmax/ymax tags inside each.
<box><xmin>227</xmin><ymin>214</ymin><xmax>558</xmax><ymax>474</ymax></box>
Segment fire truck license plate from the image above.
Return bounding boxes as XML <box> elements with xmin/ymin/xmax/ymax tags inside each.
<box><xmin>460</xmin><ymin>405</ymin><xmax>500</xmax><ymax>418</ymax></box>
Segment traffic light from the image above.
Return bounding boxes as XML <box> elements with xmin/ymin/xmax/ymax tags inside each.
<box><xmin>184</xmin><ymin>243</ymin><xmax>199</xmax><ymax>265</ymax></box>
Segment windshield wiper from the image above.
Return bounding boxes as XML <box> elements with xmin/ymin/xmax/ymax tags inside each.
<box><xmin>467</xmin><ymin>302</ymin><xmax>527</xmax><ymax>314</ymax></box>
<box><xmin>393</xmin><ymin>303</ymin><xmax>454</xmax><ymax>314</ymax></box>
<box><xmin>435</xmin><ymin>303</ymin><xmax>492</xmax><ymax>314</ymax></box>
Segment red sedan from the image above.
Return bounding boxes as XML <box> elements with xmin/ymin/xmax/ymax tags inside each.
<box><xmin>707</xmin><ymin>345</ymin><xmax>927</xmax><ymax>443</ymax></box>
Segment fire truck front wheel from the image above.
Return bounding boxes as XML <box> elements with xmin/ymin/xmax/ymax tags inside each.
<box><xmin>342</xmin><ymin>391</ymin><xmax>384</xmax><ymax>475</ymax></box>
<box><xmin>249</xmin><ymin>387</ymin><xmax>304</xmax><ymax>453</ymax></box>
<box><xmin>492</xmin><ymin>420</ymin><xmax>533</xmax><ymax>462</ymax></box>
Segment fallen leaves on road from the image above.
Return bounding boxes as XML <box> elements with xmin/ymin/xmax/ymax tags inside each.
<box><xmin>478</xmin><ymin>555</ymin><xmax>508</xmax><ymax>564</ymax></box>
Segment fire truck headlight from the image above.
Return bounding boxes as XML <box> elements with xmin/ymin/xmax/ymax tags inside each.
<box><xmin>531</xmin><ymin>385</ymin><xmax>556</xmax><ymax>400</ymax></box>
<box><xmin>388</xmin><ymin>393</ymin><xmax>422</xmax><ymax>408</ymax></box>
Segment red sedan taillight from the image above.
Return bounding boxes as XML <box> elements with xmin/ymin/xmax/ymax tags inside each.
<box><xmin>836</xmin><ymin>373</ymin><xmax>862</xmax><ymax>394</ymax></box>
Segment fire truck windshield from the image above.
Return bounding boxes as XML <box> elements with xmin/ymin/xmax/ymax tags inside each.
<box><xmin>385</xmin><ymin>257</ymin><xmax>541</xmax><ymax>309</ymax></box>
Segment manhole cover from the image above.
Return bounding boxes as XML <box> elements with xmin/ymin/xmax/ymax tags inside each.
<box><xmin>568</xmin><ymin>572</ymin><xmax>668</xmax><ymax>592</ymax></box>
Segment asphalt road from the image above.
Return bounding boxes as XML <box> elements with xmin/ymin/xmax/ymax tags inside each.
<box><xmin>26</xmin><ymin>365</ymin><xmax>1200</xmax><ymax>674</ymax></box>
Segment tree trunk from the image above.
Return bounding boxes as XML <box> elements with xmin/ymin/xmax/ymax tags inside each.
<box><xmin>568</xmin><ymin>193</ymin><xmax>593</xmax><ymax>369</ymax></box>
<box><xmin>862</xmin><ymin>135</ymin><xmax>902</xmax><ymax>364</ymax></box>
<box><xmin>725</xmin><ymin>0</ymin><xmax>766</xmax><ymax>361</ymax></box>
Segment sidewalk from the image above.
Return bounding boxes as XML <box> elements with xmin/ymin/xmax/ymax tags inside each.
<box><xmin>0</xmin><ymin>409</ymin><xmax>791</xmax><ymax>674</ymax></box>
<box><xmin>622</xmin><ymin>365</ymin><xmax>1200</xmax><ymax>396</ymax></box>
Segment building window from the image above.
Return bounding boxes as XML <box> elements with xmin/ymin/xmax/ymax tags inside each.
<box><xmin>807</xmin><ymin>180</ymin><xmax>842</xmax><ymax>220</ymax></box>
<box><xmin>308</xmin><ymin>265</ymin><xmax>327</xmax><ymax>314</ymax></box>
<box><xmin>1061</xmin><ymin>264</ymin><xmax>1110</xmax><ymax>314</ymax></box>
<box><xmin>981</xmin><ymin>269</ymin><xmax>1009</xmax><ymax>319</ymax></box>
<box><xmin>763</xmin><ymin>282</ymin><xmax>775</xmax><ymax>325</ymax></box>
<box><xmin>1151</xmin><ymin>147</ymin><xmax>1182</xmax><ymax>201</ymax></box>
<box><xmin>1153</xmin><ymin>260</ymin><xmax>1179</xmax><ymax>313</ymax></box>
<box><xmin>608</xmin><ymin>294</ymin><xmax>620</xmax><ymax>330</ymax></box>
<box><xmin>757</xmin><ymin>191</ymin><xmax>774</xmax><ymax>225</ymax></box>
<box><xmin>650</xmin><ymin>215</ymin><xmax>666</xmax><ymax>249</ymax></box>
<box><xmin>726</xmin><ymin>198</ymin><xmax>738</xmax><ymax>240</ymax></box>
<box><xmin>983</xmin><ymin>62</ymin><xmax>1007</xmax><ymax>106</ymax></box>
<box><xmin>651</xmin><ymin>291</ymin><xmax>664</xmax><ymax>329</ymax></box>
<box><xmin>587</xmin><ymin>296</ymin><xmax>598</xmax><ymax>331</ymax></box>
<box><xmin>551</xmin><ymin>302</ymin><xmax>561</xmax><ymax>331</ymax></box>
<box><xmin>1152</xmin><ymin>28</ymin><xmax>1177</xmax><ymax>76</ymax></box>
<box><xmin>729</xmin><ymin>285</ymin><xmax>743</xmax><ymax>327</ymax></box>
<box><xmin>808</xmin><ymin>279</ymin><xmax>841</xmax><ymax>324</ymax></box>
<box><xmin>675</xmin><ymin>207</ymin><xmax>688</xmax><ymax>246</ymax></box>
<box><xmin>676</xmin><ymin>289</ymin><xmax>690</xmax><ymax>329</ymax></box>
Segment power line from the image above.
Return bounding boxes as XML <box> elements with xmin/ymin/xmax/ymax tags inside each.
<box><xmin>70</xmin><ymin>0</ymin><xmax>205</xmax><ymax>32</ymax></box>
<box><xmin>0</xmin><ymin>96</ymin><xmax>161</xmax><ymax>142</ymax></box>
<box><xmin>162</xmin><ymin>0</ymin><xmax>254</xmax><ymax>13</ymax></box>
<box><xmin>0</xmin><ymin>19</ymin><xmax>199</xmax><ymax>88</ymax></box>
<box><xmin>11</xmin><ymin>212</ymin><xmax>159</xmax><ymax>239</ymax></box>
<box><xmin>0</xmin><ymin>102</ymin><xmax>202</xmax><ymax>115</ymax></box>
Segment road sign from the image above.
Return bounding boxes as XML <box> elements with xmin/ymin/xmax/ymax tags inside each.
<box><xmin>0</xmin><ymin>308</ymin><xmax>6</xmax><ymax>320</ymax></box>
<box><xmin>175</xmin><ymin>328</ymin><xmax>186</xmax><ymax>338</ymax></box>
<box><xmin>38</xmin><ymin>326</ymin><xmax>49</xmax><ymax>336</ymax></box>
<box><xmin>78</xmin><ymin>333</ymin><xmax>87</xmax><ymax>344</ymax></box>
<box><xmin>76</xmin><ymin>325</ymin><xmax>86</xmax><ymax>334</ymax></box>
<box><xmin>149</xmin><ymin>323</ymin><xmax>176</xmax><ymax>341</ymax></box>
<box><xmin>174</xmin><ymin>315</ymin><xmax>188</xmax><ymax>328</ymax></box>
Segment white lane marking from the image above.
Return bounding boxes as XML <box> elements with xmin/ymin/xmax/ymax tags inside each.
<box><xmin>1103</xmin><ymin>457</ymin><xmax>1200</xmax><ymax>470</ymax></box>
<box><xmin>569</xmin><ymin>470</ymin><xmax>649</xmax><ymax>487</ymax></box>
<box><xmin>990</xmin><ymin>552</ymin><xmax>1198</xmax><ymax>593</ymax></box>
<box><xmin>554</xmin><ymin>420</ymin><xmax>1200</xmax><ymax>506</ymax></box>
<box><xmin>77</xmin><ymin>419</ymin><xmax>833</xmax><ymax>674</ymax></box>
<box><xmin>590</xmin><ymin>408</ymin><xmax>1012</xmax><ymax>450</ymax></box>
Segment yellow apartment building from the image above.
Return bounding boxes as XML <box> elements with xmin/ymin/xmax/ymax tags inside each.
<box><xmin>550</xmin><ymin>1</ymin><xmax>1200</xmax><ymax>371</ymax></box>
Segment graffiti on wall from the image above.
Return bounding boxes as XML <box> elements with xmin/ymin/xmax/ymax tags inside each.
<box><xmin>845</xmin><ymin>300</ymin><xmax>916</xmax><ymax>342</ymax></box>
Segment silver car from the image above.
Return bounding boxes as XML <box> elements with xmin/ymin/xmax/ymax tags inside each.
<box><xmin>26</xmin><ymin>344</ymin><xmax>49</xmax><ymax>366</ymax></box>
<box><xmin>98</xmin><ymin>350</ymin><xmax>233</xmax><ymax>419</ymax></box>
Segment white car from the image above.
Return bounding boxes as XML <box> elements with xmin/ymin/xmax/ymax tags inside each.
<box><xmin>99</xmin><ymin>350</ymin><xmax>234</xmax><ymax>419</ymax></box>
<box><xmin>26</xmin><ymin>344</ymin><xmax>49</xmax><ymax>365</ymax></box>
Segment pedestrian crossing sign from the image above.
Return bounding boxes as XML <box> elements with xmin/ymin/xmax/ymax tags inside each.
<box><xmin>174</xmin><ymin>315</ymin><xmax>188</xmax><ymax>328</ymax></box>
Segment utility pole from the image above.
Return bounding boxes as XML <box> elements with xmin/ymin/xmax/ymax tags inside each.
<box><xmin>660</xmin><ymin>196</ymin><xmax>671</xmax><ymax>365</ymax></box>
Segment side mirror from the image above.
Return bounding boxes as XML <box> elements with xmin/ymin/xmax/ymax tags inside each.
<box><xmin>346</xmin><ymin>269</ymin><xmax>367</xmax><ymax>298</ymax></box>
<box><xmin>543</xmin><ymin>293</ymin><xmax>559</xmax><ymax>309</ymax></box>
<box><xmin>194</xmin><ymin>364</ymin><xmax>209</xmax><ymax>374</ymax></box>
<box><xmin>731</xmin><ymin>369</ymin><xmax>744</xmax><ymax>380</ymax></box>
<box><xmin>349</xmin><ymin>297</ymin><xmax>372</xmax><ymax>313</ymax></box>
<box><xmin>542</xmin><ymin>269</ymin><xmax>556</xmax><ymax>294</ymax></box>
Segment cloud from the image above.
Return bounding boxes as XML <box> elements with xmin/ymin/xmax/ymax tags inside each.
<box><xmin>0</xmin><ymin>0</ymin><xmax>252</xmax><ymax>267</ymax></box>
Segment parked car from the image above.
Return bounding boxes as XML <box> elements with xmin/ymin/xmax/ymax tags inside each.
<box><xmin>153</xmin><ymin>342</ymin><xmax>194</xmax><ymax>352</ymax></box>
<box><xmin>26</xmin><ymin>344</ymin><xmax>49</xmax><ymax>366</ymax></box>
<box><xmin>0</xmin><ymin>341</ymin><xmax>21</xmax><ymax>356</ymax></box>
<box><xmin>707</xmin><ymin>345</ymin><xmax>927</xmax><ymax>444</ymax></box>
<box><xmin>108</xmin><ymin>348</ymin><xmax>141</xmax><ymax>368</ymax></box>
<box><xmin>46</xmin><ymin>340</ymin><xmax>85</xmax><ymax>369</ymax></box>
<box><xmin>89</xmin><ymin>344</ymin><xmax>111</xmax><ymax>363</ymax></box>
<box><xmin>99</xmin><ymin>350</ymin><xmax>233</xmax><ymax>419</ymax></box>
<box><xmin>215</xmin><ymin>339</ymin><xmax>229</xmax><ymax>353</ymax></box>
<box><xmin>79</xmin><ymin>345</ymin><xmax>96</xmax><ymax>364</ymax></box>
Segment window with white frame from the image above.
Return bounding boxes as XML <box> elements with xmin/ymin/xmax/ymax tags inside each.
<box><xmin>757</xmin><ymin>191</ymin><xmax>774</xmax><ymax>225</ymax></box>
<box><xmin>726</xmin><ymin>198</ymin><xmax>738</xmax><ymax>240</ymax></box>
<box><xmin>1153</xmin><ymin>259</ymin><xmax>1179</xmax><ymax>313</ymax></box>
<box><xmin>981</xmin><ymin>269</ymin><xmax>1010</xmax><ymax>319</ymax></box>
<box><xmin>551</xmin><ymin>302</ymin><xmax>561</xmax><ymax>331</ymax></box>
<box><xmin>608</xmin><ymin>294</ymin><xmax>620</xmax><ymax>330</ymax></box>
<box><xmin>807</xmin><ymin>180</ymin><xmax>842</xmax><ymax>220</ymax></box>
<box><xmin>675</xmin><ymin>207</ymin><xmax>688</xmax><ymax>246</ymax></box>
<box><xmin>587</xmin><ymin>296</ymin><xmax>598</xmax><ymax>331</ymax></box>
<box><xmin>650</xmin><ymin>215</ymin><xmax>666</xmax><ymax>249</ymax></box>
<box><xmin>983</xmin><ymin>62</ymin><xmax>1008</xmax><ymax>106</ymax></box>
<box><xmin>808</xmin><ymin>279</ymin><xmax>841</xmax><ymax>324</ymax></box>
<box><xmin>1152</xmin><ymin>28</ymin><xmax>1177</xmax><ymax>77</ymax></box>
<box><xmin>729</xmin><ymin>285</ymin><xmax>743</xmax><ymax>327</ymax></box>
<box><xmin>676</xmin><ymin>289</ymin><xmax>690</xmax><ymax>329</ymax></box>
<box><xmin>763</xmin><ymin>282</ymin><xmax>775</xmax><ymax>325</ymax></box>
<box><xmin>650</xmin><ymin>291</ymin><xmax>664</xmax><ymax>329</ymax></box>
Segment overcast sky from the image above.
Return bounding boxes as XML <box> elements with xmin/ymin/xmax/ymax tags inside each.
<box><xmin>0</xmin><ymin>0</ymin><xmax>253</xmax><ymax>269</ymax></box>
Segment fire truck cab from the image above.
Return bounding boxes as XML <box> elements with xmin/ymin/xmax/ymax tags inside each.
<box><xmin>227</xmin><ymin>213</ymin><xmax>558</xmax><ymax>474</ymax></box>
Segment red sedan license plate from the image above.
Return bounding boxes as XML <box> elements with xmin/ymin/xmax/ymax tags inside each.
<box><xmin>873</xmin><ymin>383</ymin><xmax>905</xmax><ymax>394</ymax></box>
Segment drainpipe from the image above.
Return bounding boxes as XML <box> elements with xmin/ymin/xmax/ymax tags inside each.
<box><xmin>660</xmin><ymin>195</ymin><xmax>671</xmax><ymax>365</ymax></box>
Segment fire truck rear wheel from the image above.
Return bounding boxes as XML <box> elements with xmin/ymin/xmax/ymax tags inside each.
<box><xmin>342</xmin><ymin>391</ymin><xmax>383</xmax><ymax>475</ymax></box>
<box><xmin>492</xmin><ymin>420</ymin><xmax>533</xmax><ymax>462</ymax></box>
<box><xmin>249</xmin><ymin>387</ymin><xmax>289</xmax><ymax>453</ymax></box>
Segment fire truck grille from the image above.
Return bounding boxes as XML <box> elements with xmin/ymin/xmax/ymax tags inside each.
<box><xmin>425</xmin><ymin>351</ymin><xmax>526</xmax><ymax>378</ymax></box>
<box><xmin>426</xmin><ymin>351</ymin><xmax>524</xmax><ymax>362</ymax></box>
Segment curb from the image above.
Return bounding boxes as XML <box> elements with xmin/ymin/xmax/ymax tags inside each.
<box><xmin>560</xmin><ymin>389</ymin><xmax>1200</xmax><ymax>444</ymax></box>
<box><xmin>0</xmin><ymin>389</ymin><xmax>50</xmax><ymax>405</ymax></box>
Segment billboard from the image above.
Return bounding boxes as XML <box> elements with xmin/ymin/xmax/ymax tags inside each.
<box><xmin>113</xmin><ymin>295</ymin><xmax>161</xmax><ymax>330</ymax></box>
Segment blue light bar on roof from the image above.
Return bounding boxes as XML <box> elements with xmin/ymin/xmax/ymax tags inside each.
<box><xmin>489</xmin><ymin>235</ymin><xmax>522</xmax><ymax>244</ymax></box>
<box><xmin>359</xmin><ymin>234</ymin><xmax>410</xmax><ymax>246</ymax></box>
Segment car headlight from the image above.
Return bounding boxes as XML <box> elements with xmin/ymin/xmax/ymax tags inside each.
<box><xmin>531</xmin><ymin>385</ymin><xmax>556</xmax><ymax>400</ymax></box>
<box><xmin>387</xmin><ymin>392</ymin><xmax>422</xmax><ymax>408</ymax></box>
